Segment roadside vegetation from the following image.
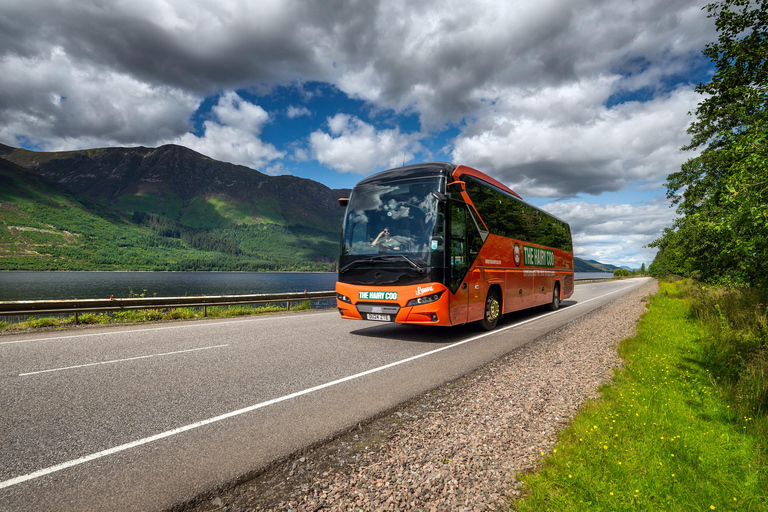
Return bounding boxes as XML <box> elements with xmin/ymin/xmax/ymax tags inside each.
<box><xmin>514</xmin><ymin>279</ymin><xmax>768</xmax><ymax>511</ymax></box>
<box><xmin>0</xmin><ymin>300</ymin><xmax>313</xmax><ymax>332</ymax></box>
<box><xmin>613</xmin><ymin>264</ymin><xmax>647</xmax><ymax>278</ymax></box>
<box><xmin>649</xmin><ymin>0</ymin><xmax>767</xmax><ymax>289</ymax></box>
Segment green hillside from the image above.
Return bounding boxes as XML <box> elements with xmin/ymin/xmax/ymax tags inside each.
<box><xmin>573</xmin><ymin>257</ymin><xmax>609</xmax><ymax>273</ymax></box>
<box><xmin>0</xmin><ymin>158</ymin><xmax>339</xmax><ymax>271</ymax></box>
<box><xmin>0</xmin><ymin>143</ymin><xmax>347</xmax><ymax>233</ymax></box>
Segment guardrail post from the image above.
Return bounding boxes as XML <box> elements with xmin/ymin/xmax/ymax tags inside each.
<box><xmin>286</xmin><ymin>301</ymin><xmax>291</xmax><ymax>311</ymax></box>
<box><xmin>203</xmin><ymin>306</ymin><xmax>207</xmax><ymax>318</ymax></box>
<box><xmin>74</xmin><ymin>311</ymin><xmax>78</xmax><ymax>325</ymax></box>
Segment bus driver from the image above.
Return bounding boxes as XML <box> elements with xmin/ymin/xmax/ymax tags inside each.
<box><xmin>372</xmin><ymin>227</ymin><xmax>400</xmax><ymax>251</ymax></box>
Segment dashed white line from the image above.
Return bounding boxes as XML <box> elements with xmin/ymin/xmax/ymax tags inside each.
<box><xmin>18</xmin><ymin>344</ymin><xmax>229</xmax><ymax>376</ymax></box>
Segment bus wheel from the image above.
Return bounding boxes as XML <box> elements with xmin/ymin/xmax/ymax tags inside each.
<box><xmin>480</xmin><ymin>289</ymin><xmax>501</xmax><ymax>330</ymax></box>
<box><xmin>549</xmin><ymin>283</ymin><xmax>560</xmax><ymax>311</ymax></box>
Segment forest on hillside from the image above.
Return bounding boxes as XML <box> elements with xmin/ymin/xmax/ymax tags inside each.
<box><xmin>0</xmin><ymin>160</ymin><xmax>340</xmax><ymax>272</ymax></box>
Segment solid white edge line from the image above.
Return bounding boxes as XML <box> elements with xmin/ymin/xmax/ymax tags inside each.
<box><xmin>18</xmin><ymin>344</ymin><xmax>230</xmax><ymax>376</ymax></box>
<box><xmin>0</xmin><ymin>311</ymin><xmax>335</xmax><ymax>346</ymax></box>
<box><xmin>0</xmin><ymin>280</ymin><xmax>643</xmax><ymax>490</ymax></box>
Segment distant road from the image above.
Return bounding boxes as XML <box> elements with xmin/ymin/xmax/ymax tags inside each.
<box><xmin>0</xmin><ymin>278</ymin><xmax>652</xmax><ymax>511</ymax></box>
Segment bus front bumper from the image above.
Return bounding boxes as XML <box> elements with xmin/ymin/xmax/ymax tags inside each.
<box><xmin>335</xmin><ymin>282</ymin><xmax>450</xmax><ymax>326</ymax></box>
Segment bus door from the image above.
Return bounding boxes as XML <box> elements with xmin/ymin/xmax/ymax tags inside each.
<box><xmin>448</xmin><ymin>201</ymin><xmax>469</xmax><ymax>325</ymax></box>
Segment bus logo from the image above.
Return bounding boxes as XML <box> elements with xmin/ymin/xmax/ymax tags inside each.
<box><xmin>513</xmin><ymin>243</ymin><xmax>521</xmax><ymax>267</ymax></box>
<box><xmin>523</xmin><ymin>245</ymin><xmax>554</xmax><ymax>267</ymax></box>
<box><xmin>359</xmin><ymin>291</ymin><xmax>398</xmax><ymax>300</ymax></box>
<box><xmin>415</xmin><ymin>285</ymin><xmax>434</xmax><ymax>296</ymax></box>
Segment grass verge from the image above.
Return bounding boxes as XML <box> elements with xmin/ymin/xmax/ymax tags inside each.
<box><xmin>514</xmin><ymin>281</ymin><xmax>768</xmax><ymax>511</ymax></box>
<box><xmin>0</xmin><ymin>300</ymin><xmax>313</xmax><ymax>332</ymax></box>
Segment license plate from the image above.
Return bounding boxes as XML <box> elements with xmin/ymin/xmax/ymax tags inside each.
<box><xmin>366</xmin><ymin>313</ymin><xmax>392</xmax><ymax>322</ymax></box>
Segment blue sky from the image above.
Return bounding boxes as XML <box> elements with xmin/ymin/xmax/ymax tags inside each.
<box><xmin>0</xmin><ymin>0</ymin><xmax>718</xmax><ymax>268</ymax></box>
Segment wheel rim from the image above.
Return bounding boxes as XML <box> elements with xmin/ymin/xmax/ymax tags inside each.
<box><xmin>486</xmin><ymin>297</ymin><xmax>500</xmax><ymax>321</ymax></box>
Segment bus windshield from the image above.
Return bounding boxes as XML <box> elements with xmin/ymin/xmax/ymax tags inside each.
<box><xmin>341</xmin><ymin>177</ymin><xmax>444</xmax><ymax>263</ymax></box>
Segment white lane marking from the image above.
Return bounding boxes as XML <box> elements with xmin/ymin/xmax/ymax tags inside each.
<box><xmin>18</xmin><ymin>344</ymin><xmax>229</xmax><ymax>376</ymax></box>
<box><xmin>0</xmin><ymin>280</ymin><xmax>643</xmax><ymax>490</ymax></box>
<box><xmin>0</xmin><ymin>311</ymin><xmax>335</xmax><ymax>346</ymax></box>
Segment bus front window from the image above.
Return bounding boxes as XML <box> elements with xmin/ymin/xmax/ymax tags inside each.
<box><xmin>341</xmin><ymin>178</ymin><xmax>444</xmax><ymax>263</ymax></box>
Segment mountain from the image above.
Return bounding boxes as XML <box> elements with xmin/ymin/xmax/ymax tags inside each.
<box><xmin>0</xmin><ymin>143</ymin><xmax>349</xmax><ymax>231</ymax></box>
<box><xmin>0</xmin><ymin>144</ymin><xmax>350</xmax><ymax>271</ymax></box>
<box><xmin>574</xmin><ymin>257</ymin><xmax>622</xmax><ymax>273</ymax></box>
<box><xmin>1</xmin><ymin>157</ymin><xmax>145</xmax><ymax>270</ymax></box>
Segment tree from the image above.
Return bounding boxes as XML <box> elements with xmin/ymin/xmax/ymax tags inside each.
<box><xmin>651</xmin><ymin>0</ymin><xmax>768</xmax><ymax>286</ymax></box>
<box><xmin>640</xmin><ymin>262</ymin><xmax>647</xmax><ymax>275</ymax></box>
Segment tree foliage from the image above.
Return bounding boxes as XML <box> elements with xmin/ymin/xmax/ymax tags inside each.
<box><xmin>650</xmin><ymin>0</ymin><xmax>768</xmax><ymax>286</ymax></box>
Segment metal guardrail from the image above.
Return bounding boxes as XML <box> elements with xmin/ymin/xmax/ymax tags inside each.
<box><xmin>573</xmin><ymin>276</ymin><xmax>618</xmax><ymax>284</ymax></box>
<box><xmin>0</xmin><ymin>277</ymin><xmax>617</xmax><ymax>322</ymax></box>
<box><xmin>0</xmin><ymin>291</ymin><xmax>337</xmax><ymax>324</ymax></box>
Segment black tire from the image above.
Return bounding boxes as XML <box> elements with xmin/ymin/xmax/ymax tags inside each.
<box><xmin>480</xmin><ymin>288</ymin><xmax>501</xmax><ymax>330</ymax></box>
<box><xmin>549</xmin><ymin>283</ymin><xmax>560</xmax><ymax>311</ymax></box>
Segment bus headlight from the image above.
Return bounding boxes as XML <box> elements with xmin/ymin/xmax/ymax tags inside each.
<box><xmin>337</xmin><ymin>293</ymin><xmax>352</xmax><ymax>303</ymax></box>
<box><xmin>406</xmin><ymin>292</ymin><xmax>443</xmax><ymax>307</ymax></box>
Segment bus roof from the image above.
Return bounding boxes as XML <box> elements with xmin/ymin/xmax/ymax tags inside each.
<box><xmin>354</xmin><ymin>162</ymin><xmax>523</xmax><ymax>200</ymax></box>
<box><xmin>355</xmin><ymin>162</ymin><xmax>455</xmax><ymax>187</ymax></box>
<box><xmin>452</xmin><ymin>164</ymin><xmax>522</xmax><ymax>199</ymax></box>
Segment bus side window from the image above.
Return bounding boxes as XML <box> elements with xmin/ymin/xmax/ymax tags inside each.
<box><xmin>466</xmin><ymin>206</ymin><xmax>485</xmax><ymax>262</ymax></box>
<box><xmin>449</xmin><ymin>202</ymin><xmax>468</xmax><ymax>293</ymax></box>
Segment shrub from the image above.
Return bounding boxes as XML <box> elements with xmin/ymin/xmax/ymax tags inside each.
<box><xmin>692</xmin><ymin>284</ymin><xmax>768</xmax><ymax>415</ymax></box>
<box><xmin>142</xmin><ymin>309</ymin><xmax>163</xmax><ymax>321</ymax></box>
<box><xmin>30</xmin><ymin>317</ymin><xmax>58</xmax><ymax>328</ymax></box>
<box><xmin>77</xmin><ymin>313</ymin><xmax>100</xmax><ymax>325</ymax></box>
<box><xmin>292</xmin><ymin>300</ymin><xmax>312</xmax><ymax>311</ymax></box>
<box><xmin>168</xmin><ymin>308</ymin><xmax>196</xmax><ymax>320</ymax></box>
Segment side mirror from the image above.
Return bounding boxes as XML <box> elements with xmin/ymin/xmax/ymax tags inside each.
<box><xmin>447</xmin><ymin>180</ymin><xmax>466</xmax><ymax>193</ymax></box>
<box><xmin>338</xmin><ymin>198</ymin><xmax>349</xmax><ymax>207</ymax></box>
<box><xmin>431</xmin><ymin>191</ymin><xmax>448</xmax><ymax>202</ymax></box>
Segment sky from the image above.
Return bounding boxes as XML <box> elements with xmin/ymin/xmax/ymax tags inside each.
<box><xmin>0</xmin><ymin>0</ymin><xmax>718</xmax><ymax>268</ymax></box>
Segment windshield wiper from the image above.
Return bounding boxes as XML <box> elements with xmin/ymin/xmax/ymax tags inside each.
<box><xmin>392</xmin><ymin>254</ymin><xmax>427</xmax><ymax>271</ymax></box>
<box><xmin>340</xmin><ymin>255</ymin><xmax>428</xmax><ymax>274</ymax></box>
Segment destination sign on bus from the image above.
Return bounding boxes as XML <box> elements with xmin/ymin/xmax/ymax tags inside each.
<box><xmin>523</xmin><ymin>245</ymin><xmax>555</xmax><ymax>268</ymax></box>
<box><xmin>359</xmin><ymin>291</ymin><xmax>398</xmax><ymax>300</ymax></box>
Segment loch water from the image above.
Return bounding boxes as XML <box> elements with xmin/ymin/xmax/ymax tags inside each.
<box><xmin>0</xmin><ymin>271</ymin><xmax>614</xmax><ymax>301</ymax></box>
<box><xmin>0</xmin><ymin>272</ymin><xmax>339</xmax><ymax>301</ymax></box>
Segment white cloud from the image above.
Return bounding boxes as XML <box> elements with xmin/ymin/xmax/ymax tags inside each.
<box><xmin>322</xmin><ymin>0</ymin><xmax>713</xmax><ymax>128</ymax></box>
<box><xmin>286</xmin><ymin>105</ymin><xmax>311</xmax><ymax>119</ymax></box>
<box><xmin>0</xmin><ymin>47</ymin><xmax>198</xmax><ymax>150</ymax></box>
<box><xmin>263</xmin><ymin>162</ymin><xmax>291</xmax><ymax>176</ymax></box>
<box><xmin>2</xmin><ymin>0</ymin><xmax>715</xmax><ymax>142</ymax></box>
<box><xmin>542</xmin><ymin>200</ymin><xmax>678</xmax><ymax>268</ymax></box>
<box><xmin>309</xmin><ymin>114</ymin><xmax>423</xmax><ymax>174</ymax></box>
<box><xmin>170</xmin><ymin>92</ymin><xmax>285</xmax><ymax>169</ymax></box>
<box><xmin>451</xmin><ymin>85</ymin><xmax>700</xmax><ymax>198</ymax></box>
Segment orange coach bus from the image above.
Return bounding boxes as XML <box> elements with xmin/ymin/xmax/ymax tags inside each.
<box><xmin>335</xmin><ymin>162</ymin><xmax>574</xmax><ymax>330</ymax></box>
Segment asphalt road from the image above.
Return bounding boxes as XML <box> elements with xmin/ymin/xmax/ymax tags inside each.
<box><xmin>0</xmin><ymin>277</ymin><xmax>652</xmax><ymax>511</ymax></box>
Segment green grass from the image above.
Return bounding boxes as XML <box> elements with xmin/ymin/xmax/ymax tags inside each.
<box><xmin>0</xmin><ymin>300</ymin><xmax>314</xmax><ymax>331</ymax></box>
<box><xmin>515</xmin><ymin>281</ymin><xmax>768</xmax><ymax>511</ymax></box>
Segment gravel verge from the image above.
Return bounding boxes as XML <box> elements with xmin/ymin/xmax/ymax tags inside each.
<box><xmin>186</xmin><ymin>279</ymin><xmax>658</xmax><ymax>512</ymax></box>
